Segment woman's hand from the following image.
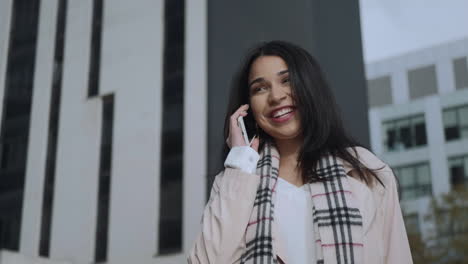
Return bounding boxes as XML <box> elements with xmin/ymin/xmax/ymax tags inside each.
<box><xmin>226</xmin><ymin>104</ymin><xmax>260</xmax><ymax>152</ymax></box>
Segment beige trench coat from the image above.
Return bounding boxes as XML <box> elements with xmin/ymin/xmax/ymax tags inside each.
<box><xmin>187</xmin><ymin>147</ymin><xmax>413</xmax><ymax>263</ymax></box>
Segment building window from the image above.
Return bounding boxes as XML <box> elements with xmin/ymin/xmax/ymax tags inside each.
<box><xmin>382</xmin><ymin>114</ymin><xmax>427</xmax><ymax>152</ymax></box>
<box><xmin>453</xmin><ymin>56</ymin><xmax>468</xmax><ymax>90</ymax></box>
<box><xmin>448</xmin><ymin>154</ymin><xmax>468</xmax><ymax>190</ymax></box>
<box><xmin>0</xmin><ymin>0</ymin><xmax>41</xmax><ymax>251</ymax></box>
<box><xmin>158</xmin><ymin>0</ymin><xmax>184</xmax><ymax>255</ymax></box>
<box><xmin>394</xmin><ymin>163</ymin><xmax>432</xmax><ymax>200</ymax></box>
<box><xmin>367</xmin><ymin>75</ymin><xmax>393</xmax><ymax>107</ymax></box>
<box><xmin>443</xmin><ymin>104</ymin><xmax>468</xmax><ymax>141</ymax></box>
<box><xmin>87</xmin><ymin>0</ymin><xmax>104</xmax><ymax>97</ymax></box>
<box><xmin>94</xmin><ymin>94</ymin><xmax>114</xmax><ymax>262</ymax></box>
<box><xmin>39</xmin><ymin>0</ymin><xmax>67</xmax><ymax>257</ymax></box>
<box><xmin>407</xmin><ymin>64</ymin><xmax>438</xmax><ymax>99</ymax></box>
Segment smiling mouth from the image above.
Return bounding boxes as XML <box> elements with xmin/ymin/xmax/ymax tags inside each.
<box><xmin>273</xmin><ymin>110</ymin><xmax>293</xmax><ymax>118</ymax></box>
<box><xmin>270</xmin><ymin>106</ymin><xmax>296</xmax><ymax>118</ymax></box>
<box><xmin>269</xmin><ymin>109</ymin><xmax>296</xmax><ymax>123</ymax></box>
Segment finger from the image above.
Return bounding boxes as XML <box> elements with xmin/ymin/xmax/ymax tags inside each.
<box><xmin>230</xmin><ymin>107</ymin><xmax>248</xmax><ymax>130</ymax></box>
<box><xmin>232</xmin><ymin>111</ymin><xmax>248</xmax><ymax>127</ymax></box>
<box><xmin>228</xmin><ymin>104</ymin><xmax>251</xmax><ymax>147</ymax></box>
<box><xmin>233</xmin><ymin>104</ymin><xmax>249</xmax><ymax>118</ymax></box>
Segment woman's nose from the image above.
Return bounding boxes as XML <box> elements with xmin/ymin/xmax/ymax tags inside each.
<box><xmin>268</xmin><ymin>85</ymin><xmax>287</xmax><ymax>103</ymax></box>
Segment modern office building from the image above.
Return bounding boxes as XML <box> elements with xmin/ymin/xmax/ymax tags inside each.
<box><xmin>0</xmin><ymin>0</ymin><xmax>369</xmax><ymax>263</ymax></box>
<box><xmin>366</xmin><ymin>37</ymin><xmax>468</xmax><ymax>238</ymax></box>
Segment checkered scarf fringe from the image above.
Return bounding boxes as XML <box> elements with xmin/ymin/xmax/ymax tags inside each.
<box><xmin>239</xmin><ymin>140</ymin><xmax>363</xmax><ymax>264</ymax></box>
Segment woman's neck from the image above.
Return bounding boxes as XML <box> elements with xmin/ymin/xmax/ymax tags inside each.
<box><xmin>275</xmin><ymin>136</ymin><xmax>304</xmax><ymax>187</ymax></box>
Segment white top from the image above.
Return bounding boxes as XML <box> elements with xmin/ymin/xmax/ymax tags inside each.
<box><xmin>224</xmin><ymin>146</ymin><xmax>316</xmax><ymax>263</ymax></box>
<box><xmin>275</xmin><ymin>177</ymin><xmax>315</xmax><ymax>264</ymax></box>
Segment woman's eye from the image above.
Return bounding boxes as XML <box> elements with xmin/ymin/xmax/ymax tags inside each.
<box><xmin>282</xmin><ymin>78</ymin><xmax>290</xmax><ymax>83</ymax></box>
<box><xmin>254</xmin><ymin>86</ymin><xmax>265</xmax><ymax>92</ymax></box>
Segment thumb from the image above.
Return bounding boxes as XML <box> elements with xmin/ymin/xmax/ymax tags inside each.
<box><xmin>250</xmin><ymin>136</ymin><xmax>260</xmax><ymax>152</ymax></box>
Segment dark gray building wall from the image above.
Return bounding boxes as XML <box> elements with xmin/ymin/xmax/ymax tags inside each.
<box><xmin>207</xmin><ymin>0</ymin><xmax>369</xmax><ymax>178</ymax></box>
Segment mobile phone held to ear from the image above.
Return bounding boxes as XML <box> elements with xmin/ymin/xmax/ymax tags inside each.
<box><xmin>237</xmin><ymin>116</ymin><xmax>255</xmax><ymax>146</ymax></box>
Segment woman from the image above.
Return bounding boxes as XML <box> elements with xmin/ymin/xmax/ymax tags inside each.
<box><xmin>188</xmin><ymin>40</ymin><xmax>413</xmax><ymax>263</ymax></box>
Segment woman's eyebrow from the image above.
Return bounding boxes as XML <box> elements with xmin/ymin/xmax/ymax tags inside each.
<box><xmin>277</xmin><ymin>69</ymin><xmax>289</xmax><ymax>76</ymax></box>
<box><xmin>248</xmin><ymin>78</ymin><xmax>264</xmax><ymax>89</ymax></box>
<box><xmin>248</xmin><ymin>69</ymin><xmax>289</xmax><ymax>88</ymax></box>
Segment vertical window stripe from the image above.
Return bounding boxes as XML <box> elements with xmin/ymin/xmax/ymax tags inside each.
<box><xmin>0</xmin><ymin>0</ymin><xmax>41</xmax><ymax>251</ymax></box>
<box><xmin>39</xmin><ymin>0</ymin><xmax>67</xmax><ymax>257</ymax></box>
<box><xmin>88</xmin><ymin>0</ymin><xmax>104</xmax><ymax>97</ymax></box>
<box><xmin>158</xmin><ymin>0</ymin><xmax>185</xmax><ymax>255</ymax></box>
<box><xmin>95</xmin><ymin>94</ymin><xmax>114</xmax><ymax>262</ymax></box>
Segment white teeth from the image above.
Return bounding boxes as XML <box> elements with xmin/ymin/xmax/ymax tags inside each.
<box><xmin>272</xmin><ymin>108</ymin><xmax>293</xmax><ymax>118</ymax></box>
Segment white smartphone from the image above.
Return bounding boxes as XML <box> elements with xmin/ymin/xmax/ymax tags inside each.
<box><xmin>237</xmin><ymin>116</ymin><xmax>253</xmax><ymax>146</ymax></box>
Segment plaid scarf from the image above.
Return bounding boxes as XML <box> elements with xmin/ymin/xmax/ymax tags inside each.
<box><xmin>239</xmin><ymin>140</ymin><xmax>363</xmax><ymax>264</ymax></box>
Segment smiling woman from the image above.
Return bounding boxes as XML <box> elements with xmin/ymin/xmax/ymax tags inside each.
<box><xmin>187</xmin><ymin>40</ymin><xmax>413</xmax><ymax>263</ymax></box>
<box><xmin>248</xmin><ymin>57</ymin><xmax>301</xmax><ymax>138</ymax></box>
<box><xmin>223</xmin><ymin>40</ymin><xmax>386</xmax><ymax>187</ymax></box>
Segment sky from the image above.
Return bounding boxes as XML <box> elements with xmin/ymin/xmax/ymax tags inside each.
<box><xmin>359</xmin><ymin>0</ymin><xmax>468</xmax><ymax>63</ymax></box>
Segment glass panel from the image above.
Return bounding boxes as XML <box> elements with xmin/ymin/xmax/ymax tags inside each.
<box><xmin>414</xmin><ymin>122</ymin><xmax>427</xmax><ymax>146</ymax></box>
<box><xmin>449</xmin><ymin>158</ymin><xmax>465</xmax><ymax>188</ymax></box>
<box><xmin>448</xmin><ymin>157</ymin><xmax>462</xmax><ymax>169</ymax></box>
<box><xmin>408</xmin><ymin>65</ymin><xmax>438</xmax><ymax>99</ymax></box>
<box><xmin>453</xmin><ymin>57</ymin><xmax>468</xmax><ymax>89</ymax></box>
<box><xmin>396</xmin><ymin>119</ymin><xmax>411</xmax><ymax>150</ymax></box>
<box><xmin>40</xmin><ymin>0</ymin><xmax>67</xmax><ymax>257</ymax></box>
<box><xmin>0</xmin><ymin>0</ymin><xmax>41</xmax><ymax>251</ymax></box>
<box><xmin>95</xmin><ymin>94</ymin><xmax>113</xmax><ymax>262</ymax></box>
<box><xmin>87</xmin><ymin>0</ymin><xmax>103</xmax><ymax>97</ymax></box>
<box><xmin>417</xmin><ymin>164</ymin><xmax>431</xmax><ymax>184</ymax></box>
<box><xmin>158</xmin><ymin>0</ymin><xmax>185</xmax><ymax>255</ymax></box>
<box><xmin>421</xmin><ymin>184</ymin><xmax>432</xmax><ymax>196</ymax></box>
<box><xmin>461</xmin><ymin>127</ymin><xmax>468</xmax><ymax>139</ymax></box>
<box><xmin>399</xmin><ymin>167</ymin><xmax>415</xmax><ymax>187</ymax></box>
<box><xmin>459</xmin><ymin>106</ymin><xmax>468</xmax><ymax>126</ymax></box>
<box><xmin>443</xmin><ymin>109</ymin><xmax>457</xmax><ymax>127</ymax></box>
<box><xmin>404</xmin><ymin>188</ymin><xmax>417</xmax><ymax>200</ymax></box>
<box><xmin>383</xmin><ymin>121</ymin><xmax>395</xmax><ymax>151</ymax></box>
<box><xmin>459</xmin><ymin>106</ymin><xmax>468</xmax><ymax>139</ymax></box>
<box><xmin>445</xmin><ymin>127</ymin><xmax>460</xmax><ymax>140</ymax></box>
<box><xmin>412</xmin><ymin>115</ymin><xmax>425</xmax><ymax>124</ymax></box>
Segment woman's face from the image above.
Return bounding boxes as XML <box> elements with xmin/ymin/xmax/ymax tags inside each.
<box><xmin>248</xmin><ymin>55</ymin><xmax>302</xmax><ymax>140</ymax></box>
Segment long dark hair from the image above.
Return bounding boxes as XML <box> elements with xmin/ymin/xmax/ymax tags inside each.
<box><xmin>222</xmin><ymin>40</ymin><xmax>385</xmax><ymax>186</ymax></box>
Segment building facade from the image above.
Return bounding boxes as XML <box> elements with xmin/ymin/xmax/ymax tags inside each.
<box><xmin>0</xmin><ymin>0</ymin><xmax>369</xmax><ymax>263</ymax></box>
<box><xmin>366</xmin><ymin>37</ymin><xmax>468</xmax><ymax>238</ymax></box>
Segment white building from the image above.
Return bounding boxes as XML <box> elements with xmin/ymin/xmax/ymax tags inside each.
<box><xmin>366</xmin><ymin>37</ymin><xmax>468</xmax><ymax>237</ymax></box>
<box><xmin>0</xmin><ymin>0</ymin><xmax>207</xmax><ymax>263</ymax></box>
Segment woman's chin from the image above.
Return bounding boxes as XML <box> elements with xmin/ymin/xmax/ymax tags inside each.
<box><xmin>269</xmin><ymin>131</ymin><xmax>302</xmax><ymax>141</ymax></box>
